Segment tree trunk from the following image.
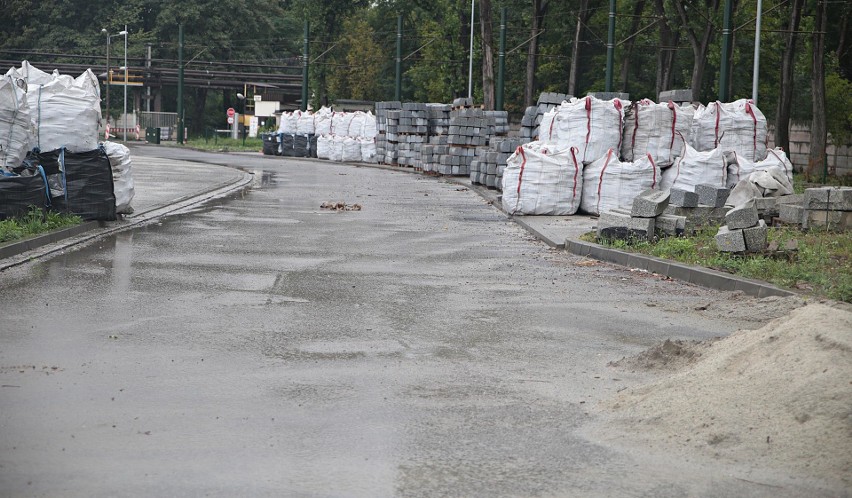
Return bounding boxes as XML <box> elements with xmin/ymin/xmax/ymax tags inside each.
<box><xmin>619</xmin><ymin>0</ymin><xmax>647</xmax><ymax>92</ymax></box>
<box><xmin>480</xmin><ymin>0</ymin><xmax>495</xmax><ymax>109</ymax></box>
<box><xmin>192</xmin><ymin>87</ymin><xmax>207</xmax><ymax>135</ymax></box>
<box><xmin>460</xmin><ymin>0</ymin><xmax>471</xmax><ymax>98</ymax></box>
<box><xmin>524</xmin><ymin>0</ymin><xmax>548</xmax><ymax>107</ymax></box>
<box><xmin>672</xmin><ymin>0</ymin><xmax>719</xmax><ymax>101</ymax></box>
<box><xmin>809</xmin><ymin>0</ymin><xmax>828</xmax><ymax>179</ymax></box>
<box><xmin>774</xmin><ymin>0</ymin><xmax>804</xmax><ymax>155</ymax></box>
<box><xmin>568</xmin><ymin>0</ymin><xmax>591</xmax><ymax>97</ymax></box>
<box><xmin>653</xmin><ymin>0</ymin><xmax>678</xmax><ymax>97</ymax></box>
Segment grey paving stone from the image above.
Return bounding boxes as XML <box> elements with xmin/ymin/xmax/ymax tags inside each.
<box><xmin>725</xmin><ymin>199</ymin><xmax>760</xmax><ymax>229</ymax></box>
<box><xmin>670</xmin><ymin>188</ymin><xmax>699</xmax><ymax>208</ymax></box>
<box><xmin>658</xmin><ymin>89</ymin><xmax>694</xmax><ymax>102</ymax></box>
<box><xmin>753</xmin><ymin>197</ymin><xmax>778</xmax><ymax>217</ymax></box>
<box><xmin>803</xmin><ymin>210</ymin><xmax>852</xmax><ymax>230</ymax></box>
<box><xmin>779</xmin><ymin>204</ymin><xmax>805</xmax><ymax>225</ymax></box>
<box><xmin>696</xmin><ymin>184</ymin><xmax>730</xmax><ymax>208</ymax></box>
<box><xmin>743</xmin><ymin>220</ymin><xmax>768</xmax><ymax>252</ymax></box>
<box><xmin>715</xmin><ymin>225</ymin><xmax>746</xmax><ymax>252</ymax></box>
<box><xmin>655</xmin><ymin>214</ymin><xmax>687</xmax><ymax>237</ymax></box>
<box><xmin>631</xmin><ymin>189</ymin><xmax>671</xmax><ymax>218</ymax></box>
<box><xmin>803</xmin><ymin>187</ymin><xmax>852</xmax><ymax>211</ymax></box>
<box><xmin>597</xmin><ymin>211</ymin><xmax>655</xmax><ymax>241</ymax></box>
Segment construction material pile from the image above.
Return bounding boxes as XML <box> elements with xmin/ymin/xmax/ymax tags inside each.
<box><xmin>0</xmin><ymin>62</ymin><xmax>131</xmax><ymax>221</ymax></box>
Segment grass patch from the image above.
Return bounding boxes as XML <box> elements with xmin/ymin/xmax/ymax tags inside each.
<box><xmin>590</xmin><ymin>226</ymin><xmax>852</xmax><ymax>302</ymax></box>
<box><xmin>171</xmin><ymin>137</ymin><xmax>264</xmax><ymax>153</ymax></box>
<box><xmin>0</xmin><ymin>208</ymin><xmax>83</xmax><ymax>244</ymax></box>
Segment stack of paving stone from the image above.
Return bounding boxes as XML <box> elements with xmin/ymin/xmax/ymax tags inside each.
<box><xmin>383</xmin><ymin>110</ymin><xmax>401</xmax><ymax>165</ymax></box>
<box><xmin>374</xmin><ymin>101</ymin><xmax>401</xmax><ymax>164</ymax></box>
<box><xmin>433</xmin><ymin>108</ymin><xmax>492</xmax><ymax>176</ymax></box>
<box><xmin>428</xmin><ymin>104</ymin><xmax>451</xmax><ymax>135</ymax></box>
<box><xmin>779</xmin><ymin>187</ymin><xmax>851</xmax><ymax>230</ymax></box>
<box><xmin>395</xmin><ymin>103</ymin><xmax>431</xmax><ymax>168</ymax></box>
<box><xmin>419</xmin><ymin>104</ymin><xmax>452</xmax><ymax>173</ymax></box>
<box><xmin>520</xmin><ymin>92</ymin><xmax>571</xmax><ymax>140</ymax></box>
<box><xmin>662</xmin><ymin>185</ymin><xmax>730</xmax><ymax>231</ymax></box>
<box><xmin>597</xmin><ymin>189</ymin><xmax>686</xmax><ymax>241</ymax></box>
<box><xmin>470</xmin><ymin>137</ymin><xmax>524</xmax><ymax>189</ymax></box>
<box><xmin>715</xmin><ymin>200</ymin><xmax>768</xmax><ymax>252</ymax></box>
<box><xmin>484</xmin><ymin>110</ymin><xmax>510</xmax><ymax>136</ymax></box>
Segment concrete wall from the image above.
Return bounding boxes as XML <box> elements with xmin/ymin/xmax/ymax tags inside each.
<box><xmin>767</xmin><ymin>124</ymin><xmax>852</xmax><ymax>177</ymax></box>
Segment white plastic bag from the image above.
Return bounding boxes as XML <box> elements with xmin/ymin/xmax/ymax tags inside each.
<box><xmin>621</xmin><ymin>99</ymin><xmax>694</xmax><ymax>167</ymax></box>
<box><xmin>660</xmin><ymin>137</ymin><xmax>727</xmax><ymax>191</ymax></box>
<box><xmin>501</xmin><ymin>141</ymin><xmax>583</xmax><ymax>215</ymax></box>
<box><xmin>553</xmin><ymin>96</ymin><xmax>625</xmax><ymax>164</ymax></box>
<box><xmin>102</xmin><ymin>140</ymin><xmax>135</xmax><ymax>214</ymax></box>
<box><xmin>581</xmin><ymin>149</ymin><xmax>661</xmax><ymax>215</ymax></box>
<box><xmin>0</xmin><ymin>73</ymin><xmax>32</xmax><ymax>171</ymax></box>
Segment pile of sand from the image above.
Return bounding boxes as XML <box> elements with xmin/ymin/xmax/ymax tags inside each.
<box><xmin>606</xmin><ymin>303</ymin><xmax>852</xmax><ymax>484</ymax></box>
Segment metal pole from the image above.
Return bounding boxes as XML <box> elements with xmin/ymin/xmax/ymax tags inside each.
<box><xmin>719</xmin><ymin>0</ymin><xmax>734</xmax><ymax>101</ymax></box>
<box><xmin>468</xmin><ymin>0</ymin><xmax>474</xmax><ymax>99</ymax></box>
<box><xmin>177</xmin><ymin>23</ymin><xmax>184</xmax><ymax>143</ymax></box>
<box><xmin>301</xmin><ymin>20</ymin><xmax>309</xmax><ymax>111</ymax></box>
<box><xmin>104</xmin><ymin>32</ymin><xmax>110</xmax><ymax>128</ymax></box>
<box><xmin>146</xmin><ymin>44</ymin><xmax>152</xmax><ymax>112</ymax></box>
<box><xmin>496</xmin><ymin>7</ymin><xmax>506</xmax><ymax>111</ymax></box>
<box><xmin>751</xmin><ymin>0</ymin><xmax>762</xmax><ymax>105</ymax></box>
<box><xmin>123</xmin><ymin>25</ymin><xmax>127</xmax><ymax>142</ymax></box>
<box><xmin>605</xmin><ymin>0</ymin><xmax>616</xmax><ymax>92</ymax></box>
<box><xmin>395</xmin><ymin>15</ymin><xmax>402</xmax><ymax>101</ymax></box>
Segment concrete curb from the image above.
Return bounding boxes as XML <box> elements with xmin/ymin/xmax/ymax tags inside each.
<box><xmin>0</xmin><ymin>171</ymin><xmax>254</xmax><ymax>271</ymax></box>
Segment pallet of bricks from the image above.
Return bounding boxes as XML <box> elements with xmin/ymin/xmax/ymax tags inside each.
<box><xmin>396</xmin><ymin>103</ymin><xmax>430</xmax><ymax>168</ymax></box>
<box><xmin>375</xmin><ymin>101</ymin><xmax>400</xmax><ymax>164</ymax></box>
<box><xmin>422</xmin><ymin>98</ymin><xmax>493</xmax><ymax>176</ymax></box>
<box><xmin>419</xmin><ymin>104</ymin><xmax>451</xmax><ymax>174</ymax></box>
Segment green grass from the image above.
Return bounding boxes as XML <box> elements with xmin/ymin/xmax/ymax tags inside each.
<box><xmin>587</xmin><ymin>226</ymin><xmax>852</xmax><ymax>302</ymax></box>
<box><xmin>0</xmin><ymin>208</ymin><xmax>83</xmax><ymax>244</ymax></box>
<box><xmin>172</xmin><ymin>137</ymin><xmax>264</xmax><ymax>153</ymax></box>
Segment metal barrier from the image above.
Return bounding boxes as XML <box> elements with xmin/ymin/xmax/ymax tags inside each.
<box><xmin>137</xmin><ymin>112</ymin><xmax>178</xmax><ymax>139</ymax></box>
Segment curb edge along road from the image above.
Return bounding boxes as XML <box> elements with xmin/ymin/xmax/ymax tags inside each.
<box><xmin>0</xmin><ymin>170</ymin><xmax>255</xmax><ymax>272</ymax></box>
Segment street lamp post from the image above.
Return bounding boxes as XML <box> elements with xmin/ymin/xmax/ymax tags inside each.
<box><xmin>120</xmin><ymin>26</ymin><xmax>128</xmax><ymax>142</ymax></box>
<box><xmin>101</xmin><ymin>29</ymin><xmax>111</xmax><ymax>130</ymax></box>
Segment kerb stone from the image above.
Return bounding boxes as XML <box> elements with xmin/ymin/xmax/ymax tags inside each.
<box><xmin>655</xmin><ymin>214</ymin><xmax>687</xmax><ymax>237</ymax></box>
<box><xmin>695</xmin><ymin>184</ymin><xmax>730</xmax><ymax>208</ymax></box>
<box><xmin>778</xmin><ymin>204</ymin><xmax>805</xmax><ymax>225</ymax></box>
<box><xmin>631</xmin><ymin>189</ymin><xmax>671</xmax><ymax>218</ymax></box>
<box><xmin>725</xmin><ymin>199</ymin><xmax>760</xmax><ymax>229</ymax></box>
<box><xmin>743</xmin><ymin>220</ymin><xmax>768</xmax><ymax>252</ymax></box>
<box><xmin>803</xmin><ymin>210</ymin><xmax>852</xmax><ymax>230</ymax></box>
<box><xmin>670</xmin><ymin>188</ymin><xmax>699</xmax><ymax>208</ymax></box>
<box><xmin>597</xmin><ymin>211</ymin><xmax>655</xmax><ymax>241</ymax></box>
<box><xmin>715</xmin><ymin>225</ymin><xmax>746</xmax><ymax>252</ymax></box>
<box><xmin>803</xmin><ymin>187</ymin><xmax>852</xmax><ymax>211</ymax></box>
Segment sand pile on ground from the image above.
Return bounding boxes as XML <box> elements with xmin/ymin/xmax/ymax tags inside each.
<box><xmin>606</xmin><ymin>303</ymin><xmax>852</xmax><ymax>484</ymax></box>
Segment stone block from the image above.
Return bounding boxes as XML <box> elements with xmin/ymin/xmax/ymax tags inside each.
<box><xmin>631</xmin><ymin>189</ymin><xmax>671</xmax><ymax>218</ymax></box>
<box><xmin>715</xmin><ymin>225</ymin><xmax>746</xmax><ymax>252</ymax></box>
<box><xmin>597</xmin><ymin>211</ymin><xmax>655</xmax><ymax>241</ymax></box>
<box><xmin>695</xmin><ymin>184</ymin><xmax>730</xmax><ymax>208</ymax></box>
<box><xmin>743</xmin><ymin>220</ymin><xmax>768</xmax><ymax>252</ymax></box>
<box><xmin>778</xmin><ymin>204</ymin><xmax>805</xmax><ymax>225</ymax></box>
<box><xmin>803</xmin><ymin>187</ymin><xmax>852</xmax><ymax>211</ymax></box>
<box><xmin>658</xmin><ymin>89</ymin><xmax>694</xmax><ymax>103</ymax></box>
<box><xmin>753</xmin><ymin>197</ymin><xmax>778</xmax><ymax>217</ymax></box>
<box><xmin>670</xmin><ymin>188</ymin><xmax>699</xmax><ymax>207</ymax></box>
<box><xmin>588</xmin><ymin>92</ymin><xmax>630</xmax><ymax>101</ymax></box>
<box><xmin>655</xmin><ymin>214</ymin><xmax>687</xmax><ymax>237</ymax></box>
<box><xmin>663</xmin><ymin>205</ymin><xmax>715</xmax><ymax>228</ymax></box>
<box><xmin>803</xmin><ymin>210</ymin><xmax>852</xmax><ymax>230</ymax></box>
<box><xmin>725</xmin><ymin>199</ymin><xmax>760</xmax><ymax>229</ymax></box>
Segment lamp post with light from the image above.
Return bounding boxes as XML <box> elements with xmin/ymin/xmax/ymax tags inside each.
<box><xmin>120</xmin><ymin>26</ymin><xmax>128</xmax><ymax>142</ymax></box>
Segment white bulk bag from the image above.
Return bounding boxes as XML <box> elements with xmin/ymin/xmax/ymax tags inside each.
<box><xmin>359</xmin><ymin>138</ymin><xmax>376</xmax><ymax>163</ymax></box>
<box><xmin>725</xmin><ymin>147</ymin><xmax>794</xmax><ymax>188</ymax></box>
<box><xmin>102</xmin><ymin>140</ymin><xmax>135</xmax><ymax>214</ymax></box>
<box><xmin>621</xmin><ymin>100</ymin><xmax>694</xmax><ymax>167</ymax></box>
<box><xmin>554</xmin><ymin>96</ymin><xmax>624</xmax><ymax>164</ymax></box>
<box><xmin>24</xmin><ymin>64</ymin><xmax>101</xmax><ymax>153</ymax></box>
<box><xmin>330</xmin><ymin>135</ymin><xmax>345</xmax><ymax>162</ymax></box>
<box><xmin>691</xmin><ymin>99</ymin><xmax>767</xmax><ymax>162</ymax></box>
<box><xmin>501</xmin><ymin>141</ymin><xmax>583</xmax><ymax>215</ymax></box>
<box><xmin>581</xmin><ymin>149</ymin><xmax>661</xmax><ymax>216</ymax></box>
<box><xmin>348</xmin><ymin>112</ymin><xmax>366</xmax><ymax>138</ymax></box>
<box><xmin>0</xmin><ymin>74</ymin><xmax>32</xmax><ymax>171</ymax></box>
<box><xmin>538</xmin><ymin>109</ymin><xmax>558</xmax><ymax>143</ymax></box>
<box><xmin>316</xmin><ymin>135</ymin><xmax>332</xmax><ymax>159</ymax></box>
<box><xmin>660</xmin><ymin>138</ymin><xmax>727</xmax><ymax>191</ymax></box>
<box><xmin>277</xmin><ymin>112</ymin><xmax>293</xmax><ymax>134</ymax></box>
<box><xmin>314</xmin><ymin>107</ymin><xmax>333</xmax><ymax>136</ymax></box>
<box><xmin>341</xmin><ymin>137</ymin><xmax>361</xmax><ymax>162</ymax></box>
<box><xmin>361</xmin><ymin>111</ymin><xmax>378</xmax><ymax>139</ymax></box>
<box><xmin>296</xmin><ymin>111</ymin><xmax>315</xmax><ymax>135</ymax></box>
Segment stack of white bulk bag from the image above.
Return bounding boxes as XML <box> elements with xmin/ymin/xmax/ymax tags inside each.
<box><xmin>621</xmin><ymin>99</ymin><xmax>694</xmax><ymax>167</ymax></box>
<box><xmin>501</xmin><ymin>141</ymin><xmax>583</xmax><ymax>215</ymax></box>
<box><xmin>341</xmin><ymin>137</ymin><xmax>361</xmax><ymax>162</ymax></box>
<box><xmin>581</xmin><ymin>149</ymin><xmax>661</xmax><ymax>215</ymax></box>
<box><xmin>692</xmin><ymin>99</ymin><xmax>767</xmax><ymax>162</ymax></box>
<box><xmin>314</xmin><ymin>107</ymin><xmax>333</xmax><ymax>136</ymax></box>
<box><xmin>296</xmin><ymin>111</ymin><xmax>315</xmax><ymax>135</ymax></box>
<box><xmin>0</xmin><ymin>73</ymin><xmax>32</xmax><ymax>171</ymax></box>
<box><xmin>359</xmin><ymin>138</ymin><xmax>376</xmax><ymax>163</ymax></box>
<box><xmin>102</xmin><ymin>141</ymin><xmax>135</xmax><ymax>214</ymax></box>
<box><xmin>660</xmin><ymin>138</ymin><xmax>728</xmax><ymax>191</ymax></box>
<box><xmin>316</xmin><ymin>134</ymin><xmax>332</xmax><ymax>159</ymax></box>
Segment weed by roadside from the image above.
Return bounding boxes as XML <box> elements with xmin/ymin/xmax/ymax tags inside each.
<box><xmin>587</xmin><ymin>226</ymin><xmax>851</xmax><ymax>302</ymax></box>
<box><xmin>170</xmin><ymin>137</ymin><xmax>264</xmax><ymax>153</ymax></box>
<box><xmin>0</xmin><ymin>208</ymin><xmax>82</xmax><ymax>244</ymax></box>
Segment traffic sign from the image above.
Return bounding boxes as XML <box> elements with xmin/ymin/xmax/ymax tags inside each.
<box><xmin>227</xmin><ymin>107</ymin><xmax>235</xmax><ymax>117</ymax></box>
<box><xmin>227</xmin><ymin>116</ymin><xmax>234</xmax><ymax>124</ymax></box>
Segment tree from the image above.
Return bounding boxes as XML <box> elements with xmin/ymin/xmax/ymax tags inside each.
<box><xmin>524</xmin><ymin>0</ymin><xmax>548</xmax><ymax>107</ymax></box>
<box><xmin>809</xmin><ymin>0</ymin><xmax>828</xmax><ymax>178</ymax></box>
<box><xmin>774</xmin><ymin>0</ymin><xmax>805</xmax><ymax>154</ymax></box>
<box><xmin>480</xmin><ymin>0</ymin><xmax>495</xmax><ymax>110</ymax></box>
<box><xmin>653</xmin><ymin>0</ymin><xmax>679</xmax><ymax>97</ymax></box>
<box><xmin>618</xmin><ymin>0</ymin><xmax>648</xmax><ymax>92</ymax></box>
<box><xmin>568</xmin><ymin>0</ymin><xmax>590</xmax><ymax>97</ymax></box>
<box><xmin>670</xmin><ymin>0</ymin><xmax>722</xmax><ymax>101</ymax></box>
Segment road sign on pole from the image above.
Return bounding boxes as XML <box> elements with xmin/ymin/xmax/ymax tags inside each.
<box><xmin>227</xmin><ymin>107</ymin><xmax>235</xmax><ymax>118</ymax></box>
<box><xmin>227</xmin><ymin>116</ymin><xmax>234</xmax><ymax>125</ymax></box>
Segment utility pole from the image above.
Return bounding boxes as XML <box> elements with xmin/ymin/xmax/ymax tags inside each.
<box><xmin>177</xmin><ymin>23</ymin><xmax>184</xmax><ymax>144</ymax></box>
<box><xmin>719</xmin><ymin>0</ymin><xmax>734</xmax><ymax>101</ymax></box>
<box><xmin>468</xmin><ymin>0</ymin><xmax>475</xmax><ymax>99</ymax></box>
<box><xmin>605</xmin><ymin>0</ymin><xmax>616</xmax><ymax>92</ymax></box>
<box><xmin>395</xmin><ymin>15</ymin><xmax>402</xmax><ymax>101</ymax></box>
<box><xmin>301</xmin><ymin>20</ymin><xmax>309</xmax><ymax>112</ymax></box>
<box><xmin>496</xmin><ymin>7</ymin><xmax>506</xmax><ymax>111</ymax></box>
<box><xmin>122</xmin><ymin>25</ymin><xmax>128</xmax><ymax>142</ymax></box>
<box><xmin>751</xmin><ymin>0</ymin><xmax>763</xmax><ymax>105</ymax></box>
<box><xmin>146</xmin><ymin>44</ymin><xmax>152</xmax><ymax>112</ymax></box>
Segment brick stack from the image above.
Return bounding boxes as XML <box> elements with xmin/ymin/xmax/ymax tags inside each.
<box><xmin>597</xmin><ymin>189</ymin><xmax>687</xmax><ymax>241</ymax></box>
<box><xmin>375</xmin><ymin>101</ymin><xmax>401</xmax><ymax>164</ymax></box>
<box><xmin>715</xmin><ymin>200</ymin><xmax>768</xmax><ymax>252</ymax></box>
<box><xmin>520</xmin><ymin>92</ymin><xmax>571</xmax><ymax>140</ymax></box>
<box><xmin>663</xmin><ymin>185</ymin><xmax>730</xmax><ymax>231</ymax></box>
<box><xmin>470</xmin><ymin>137</ymin><xmax>524</xmax><ymax>190</ymax></box>
<box><xmin>779</xmin><ymin>187</ymin><xmax>852</xmax><ymax>230</ymax></box>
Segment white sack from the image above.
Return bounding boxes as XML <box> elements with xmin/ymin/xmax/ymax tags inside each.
<box><xmin>0</xmin><ymin>73</ymin><xmax>32</xmax><ymax>171</ymax></box>
<box><xmin>316</xmin><ymin>135</ymin><xmax>332</xmax><ymax>160</ymax></box>
<box><xmin>538</xmin><ymin>109</ymin><xmax>558</xmax><ymax>142</ymax></box>
<box><xmin>725</xmin><ymin>147</ymin><xmax>794</xmax><ymax>188</ymax></box>
<box><xmin>102</xmin><ymin>140</ymin><xmax>135</xmax><ymax>214</ymax></box>
<box><xmin>660</xmin><ymin>138</ymin><xmax>727</xmax><ymax>191</ymax></box>
<box><xmin>501</xmin><ymin>141</ymin><xmax>583</xmax><ymax>215</ymax></box>
<box><xmin>359</xmin><ymin>138</ymin><xmax>376</xmax><ymax>163</ymax></box>
<box><xmin>330</xmin><ymin>135</ymin><xmax>345</xmax><ymax>162</ymax></box>
<box><xmin>361</xmin><ymin>111</ymin><xmax>377</xmax><ymax>139</ymax></box>
<box><xmin>553</xmin><ymin>96</ymin><xmax>625</xmax><ymax>164</ymax></box>
<box><xmin>581</xmin><ymin>149</ymin><xmax>661</xmax><ymax>216</ymax></box>
<box><xmin>314</xmin><ymin>107</ymin><xmax>333</xmax><ymax>136</ymax></box>
<box><xmin>18</xmin><ymin>62</ymin><xmax>101</xmax><ymax>153</ymax></box>
<box><xmin>296</xmin><ymin>111</ymin><xmax>315</xmax><ymax>135</ymax></box>
<box><xmin>691</xmin><ymin>99</ymin><xmax>767</xmax><ymax>162</ymax></box>
<box><xmin>621</xmin><ymin>99</ymin><xmax>694</xmax><ymax>167</ymax></box>
<box><xmin>341</xmin><ymin>137</ymin><xmax>361</xmax><ymax>162</ymax></box>
<box><xmin>727</xmin><ymin>166</ymin><xmax>795</xmax><ymax>207</ymax></box>
<box><xmin>348</xmin><ymin>112</ymin><xmax>367</xmax><ymax>138</ymax></box>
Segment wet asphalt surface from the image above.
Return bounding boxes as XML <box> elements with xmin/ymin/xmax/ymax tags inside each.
<box><xmin>0</xmin><ymin>148</ymin><xmax>829</xmax><ymax>497</ymax></box>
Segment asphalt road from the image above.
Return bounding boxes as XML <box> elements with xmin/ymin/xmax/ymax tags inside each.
<box><xmin>0</xmin><ymin>148</ymin><xmax>823</xmax><ymax>497</ymax></box>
